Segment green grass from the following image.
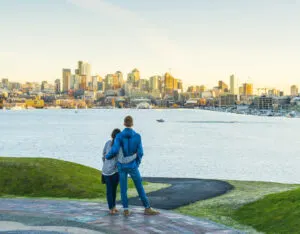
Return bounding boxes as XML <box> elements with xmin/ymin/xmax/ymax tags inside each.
<box><xmin>233</xmin><ymin>187</ymin><xmax>300</xmax><ymax>234</ymax></box>
<box><xmin>176</xmin><ymin>180</ymin><xmax>299</xmax><ymax>233</ymax></box>
<box><xmin>0</xmin><ymin>157</ymin><xmax>150</xmax><ymax>199</ymax></box>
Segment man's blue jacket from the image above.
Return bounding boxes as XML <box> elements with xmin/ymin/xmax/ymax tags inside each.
<box><xmin>106</xmin><ymin>128</ymin><xmax>143</xmax><ymax>169</ymax></box>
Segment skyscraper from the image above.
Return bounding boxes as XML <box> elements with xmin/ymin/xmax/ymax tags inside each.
<box><xmin>149</xmin><ymin>76</ymin><xmax>159</xmax><ymax>91</ymax></box>
<box><xmin>115</xmin><ymin>71</ymin><xmax>124</xmax><ymax>86</ymax></box>
<box><xmin>291</xmin><ymin>85</ymin><xmax>298</xmax><ymax>96</ymax></box>
<box><xmin>164</xmin><ymin>72</ymin><xmax>174</xmax><ymax>94</ymax></box>
<box><xmin>55</xmin><ymin>79</ymin><xmax>61</xmax><ymax>94</ymax></box>
<box><xmin>230</xmin><ymin>75</ymin><xmax>237</xmax><ymax>94</ymax></box>
<box><xmin>62</xmin><ymin>69</ymin><xmax>71</xmax><ymax>92</ymax></box>
<box><xmin>77</xmin><ymin>61</ymin><xmax>91</xmax><ymax>86</ymax></box>
<box><xmin>243</xmin><ymin>83</ymin><xmax>253</xmax><ymax>96</ymax></box>
<box><xmin>218</xmin><ymin>80</ymin><xmax>229</xmax><ymax>92</ymax></box>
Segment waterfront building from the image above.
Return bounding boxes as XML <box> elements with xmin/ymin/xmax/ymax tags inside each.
<box><xmin>219</xmin><ymin>94</ymin><xmax>237</xmax><ymax>106</ymax></box>
<box><xmin>254</xmin><ymin>96</ymin><xmax>274</xmax><ymax>109</ymax></box>
<box><xmin>62</xmin><ymin>69</ymin><xmax>71</xmax><ymax>92</ymax></box>
<box><xmin>291</xmin><ymin>85</ymin><xmax>298</xmax><ymax>96</ymax></box>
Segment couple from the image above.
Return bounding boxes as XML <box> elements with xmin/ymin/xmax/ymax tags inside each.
<box><xmin>102</xmin><ymin>115</ymin><xmax>159</xmax><ymax>216</ymax></box>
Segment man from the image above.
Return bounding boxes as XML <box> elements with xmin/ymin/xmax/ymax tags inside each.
<box><xmin>106</xmin><ymin>116</ymin><xmax>159</xmax><ymax>216</ymax></box>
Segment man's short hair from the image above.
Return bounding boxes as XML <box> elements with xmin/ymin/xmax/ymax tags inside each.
<box><xmin>124</xmin><ymin>115</ymin><xmax>133</xmax><ymax>127</ymax></box>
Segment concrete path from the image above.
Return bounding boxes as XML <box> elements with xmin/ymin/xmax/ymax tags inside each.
<box><xmin>0</xmin><ymin>198</ymin><xmax>242</xmax><ymax>234</ymax></box>
<box><xmin>129</xmin><ymin>177</ymin><xmax>233</xmax><ymax>209</ymax></box>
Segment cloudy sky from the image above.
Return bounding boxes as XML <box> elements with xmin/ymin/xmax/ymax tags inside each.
<box><xmin>1</xmin><ymin>0</ymin><xmax>300</xmax><ymax>92</ymax></box>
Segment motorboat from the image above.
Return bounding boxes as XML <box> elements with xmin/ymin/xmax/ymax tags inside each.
<box><xmin>156</xmin><ymin>119</ymin><xmax>165</xmax><ymax>123</ymax></box>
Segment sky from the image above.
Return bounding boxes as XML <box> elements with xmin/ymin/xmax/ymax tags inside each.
<box><xmin>1</xmin><ymin>0</ymin><xmax>300</xmax><ymax>92</ymax></box>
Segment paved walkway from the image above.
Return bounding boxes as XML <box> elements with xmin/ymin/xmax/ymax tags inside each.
<box><xmin>129</xmin><ymin>177</ymin><xmax>233</xmax><ymax>209</ymax></box>
<box><xmin>0</xmin><ymin>198</ymin><xmax>242</xmax><ymax>233</ymax></box>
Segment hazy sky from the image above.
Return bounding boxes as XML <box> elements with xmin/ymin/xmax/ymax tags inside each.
<box><xmin>1</xmin><ymin>0</ymin><xmax>300</xmax><ymax>92</ymax></box>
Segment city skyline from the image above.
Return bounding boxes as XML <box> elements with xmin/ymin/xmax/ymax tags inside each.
<box><xmin>1</xmin><ymin>0</ymin><xmax>300</xmax><ymax>93</ymax></box>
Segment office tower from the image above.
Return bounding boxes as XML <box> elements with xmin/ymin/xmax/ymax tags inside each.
<box><xmin>243</xmin><ymin>83</ymin><xmax>253</xmax><ymax>96</ymax></box>
<box><xmin>62</xmin><ymin>69</ymin><xmax>71</xmax><ymax>92</ymax></box>
<box><xmin>164</xmin><ymin>72</ymin><xmax>174</xmax><ymax>94</ymax></box>
<box><xmin>230</xmin><ymin>75</ymin><xmax>237</xmax><ymax>94</ymax></box>
<box><xmin>218</xmin><ymin>80</ymin><xmax>229</xmax><ymax>92</ymax></box>
<box><xmin>149</xmin><ymin>76</ymin><xmax>159</xmax><ymax>91</ymax></box>
<box><xmin>115</xmin><ymin>71</ymin><xmax>124</xmax><ymax>86</ymax></box>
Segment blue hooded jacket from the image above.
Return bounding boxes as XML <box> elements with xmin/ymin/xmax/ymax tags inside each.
<box><xmin>106</xmin><ymin>128</ymin><xmax>143</xmax><ymax>169</ymax></box>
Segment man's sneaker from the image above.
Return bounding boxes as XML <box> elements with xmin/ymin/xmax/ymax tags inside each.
<box><xmin>123</xmin><ymin>210</ymin><xmax>130</xmax><ymax>217</ymax></box>
<box><xmin>144</xmin><ymin>208</ymin><xmax>160</xmax><ymax>215</ymax></box>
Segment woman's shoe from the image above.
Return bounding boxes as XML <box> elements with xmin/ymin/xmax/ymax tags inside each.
<box><xmin>109</xmin><ymin>209</ymin><xmax>115</xmax><ymax>215</ymax></box>
<box><xmin>112</xmin><ymin>207</ymin><xmax>119</xmax><ymax>213</ymax></box>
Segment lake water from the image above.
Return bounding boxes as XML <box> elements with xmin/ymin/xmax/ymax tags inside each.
<box><xmin>1</xmin><ymin>109</ymin><xmax>300</xmax><ymax>184</ymax></box>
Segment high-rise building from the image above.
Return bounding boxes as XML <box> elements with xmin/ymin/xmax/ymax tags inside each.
<box><xmin>291</xmin><ymin>85</ymin><xmax>298</xmax><ymax>96</ymax></box>
<box><xmin>230</xmin><ymin>75</ymin><xmax>237</xmax><ymax>94</ymax></box>
<box><xmin>127</xmin><ymin>69</ymin><xmax>140</xmax><ymax>87</ymax></box>
<box><xmin>132</xmin><ymin>68</ymin><xmax>140</xmax><ymax>86</ymax></box>
<box><xmin>55</xmin><ymin>79</ymin><xmax>61</xmax><ymax>94</ymax></box>
<box><xmin>105</xmin><ymin>74</ymin><xmax>114</xmax><ymax>90</ymax></box>
<box><xmin>73</xmin><ymin>75</ymin><xmax>81</xmax><ymax>90</ymax></box>
<box><xmin>149</xmin><ymin>76</ymin><xmax>159</xmax><ymax>91</ymax></box>
<box><xmin>115</xmin><ymin>71</ymin><xmax>124</xmax><ymax>87</ymax></box>
<box><xmin>62</xmin><ymin>69</ymin><xmax>71</xmax><ymax>92</ymax></box>
<box><xmin>77</xmin><ymin>61</ymin><xmax>91</xmax><ymax>86</ymax></box>
<box><xmin>218</xmin><ymin>80</ymin><xmax>229</xmax><ymax>92</ymax></box>
<box><xmin>164</xmin><ymin>73</ymin><xmax>174</xmax><ymax>94</ymax></box>
<box><xmin>243</xmin><ymin>83</ymin><xmax>253</xmax><ymax>96</ymax></box>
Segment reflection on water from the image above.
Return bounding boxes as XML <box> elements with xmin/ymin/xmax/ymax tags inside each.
<box><xmin>0</xmin><ymin>109</ymin><xmax>300</xmax><ymax>183</ymax></box>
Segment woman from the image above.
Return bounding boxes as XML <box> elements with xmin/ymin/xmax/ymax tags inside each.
<box><xmin>102</xmin><ymin>128</ymin><xmax>136</xmax><ymax>215</ymax></box>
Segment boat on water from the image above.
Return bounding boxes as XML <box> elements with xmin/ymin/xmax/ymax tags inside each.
<box><xmin>156</xmin><ymin>119</ymin><xmax>165</xmax><ymax>123</ymax></box>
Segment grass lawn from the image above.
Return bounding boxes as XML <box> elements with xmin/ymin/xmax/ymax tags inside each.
<box><xmin>0</xmin><ymin>157</ymin><xmax>168</xmax><ymax>200</ymax></box>
<box><xmin>176</xmin><ymin>180</ymin><xmax>299</xmax><ymax>233</ymax></box>
<box><xmin>233</xmin><ymin>187</ymin><xmax>300</xmax><ymax>234</ymax></box>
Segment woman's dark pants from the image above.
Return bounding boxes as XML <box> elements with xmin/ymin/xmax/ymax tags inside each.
<box><xmin>104</xmin><ymin>173</ymin><xmax>119</xmax><ymax>210</ymax></box>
